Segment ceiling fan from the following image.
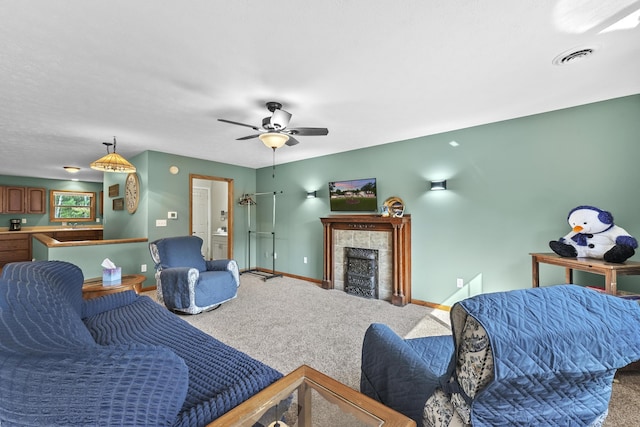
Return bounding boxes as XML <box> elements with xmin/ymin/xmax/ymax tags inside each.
<box><xmin>218</xmin><ymin>101</ymin><xmax>329</xmax><ymax>149</ymax></box>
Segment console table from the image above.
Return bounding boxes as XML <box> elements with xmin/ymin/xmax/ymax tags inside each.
<box><xmin>530</xmin><ymin>252</ymin><xmax>640</xmax><ymax>295</ymax></box>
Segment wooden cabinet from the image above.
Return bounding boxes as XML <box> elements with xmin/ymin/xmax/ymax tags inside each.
<box><xmin>0</xmin><ymin>233</ymin><xmax>30</xmax><ymax>267</ymax></box>
<box><xmin>3</xmin><ymin>186</ymin><xmax>25</xmax><ymax>214</ymax></box>
<box><xmin>0</xmin><ymin>186</ymin><xmax>46</xmax><ymax>214</ymax></box>
<box><xmin>53</xmin><ymin>229</ymin><xmax>103</xmax><ymax>241</ymax></box>
<box><xmin>26</xmin><ymin>187</ymin><xmax>46</xmax><ymax>214</ymax></box>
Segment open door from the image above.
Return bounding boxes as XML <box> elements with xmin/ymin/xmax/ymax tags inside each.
<box><xmin>189</xmin><ymin>174</ymin><xmax>233</xmax><ymax>260</ymax></box>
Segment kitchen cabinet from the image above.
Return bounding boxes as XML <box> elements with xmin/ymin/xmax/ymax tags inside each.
<box><xmin>2</xmin><ymin>186</ymin><xmax>25</xmax><ymax>214</ymax></box>
<box><xmin>27</xmin><ymin>187</ymin><xmax>46</xmax><ymax>214</ymax></box>
<box><xmin>0</xmin><ymin>186</ymin><xmax>46</xmax><ymax>214</ymax></box>
<box><xmin>53</xmin><ymin>229</ymin><xmax>103</xmax><ymax>241</ymax></box>
<box><xmin>0</xmin><ymin>233</ymin><xmax>30</xmax><ymax>267</ymax></box>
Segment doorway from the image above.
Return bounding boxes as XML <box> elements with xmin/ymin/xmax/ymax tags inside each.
<box><xmin>190</xmin><ymin>174</ymin><xmax>233</xmax><ymax>260</ymax></box>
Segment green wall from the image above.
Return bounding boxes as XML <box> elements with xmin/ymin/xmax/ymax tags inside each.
<box><xmin>0</xmin><ymin>176</ymin><xmax>103</xmax><ymax>227</ymax></box>
<box><xmin>32</xmin><ymin>238</ymin><xmax>149</xmax><ymax>281</ymax></box>
<box><xmin>102</xmin><ymin>150</ymin><xmax>257</xmax><ymax>279</ymax></box>
<box><xmin>255</xmin><ymin>94</ymin><xmax>640</xmax><ymax>305</ymax></box>
<box><xmin>5</xmin><ymin>95</ymin><xmax>640</xmax><ymax>304</ymax></box>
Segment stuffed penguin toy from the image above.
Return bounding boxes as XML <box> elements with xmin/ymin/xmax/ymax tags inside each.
<box><xmin>549</xmin><ymin>205</ymin><xmax>637</xmax><ymax>263</ymax></box>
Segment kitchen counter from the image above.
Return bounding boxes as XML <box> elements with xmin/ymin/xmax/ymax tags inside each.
<box><xmin>0</xmin><ymin>225</ymin><xmax>103</xmax><ymax>235</ymax></box>
<box><xmin>0</xmin><ymin>226</ymin><xmax>104</xmax><ymax>267</ymax></box>
<box><xmin>32</xmin><ymin>233</ymin><xmax>145</xmax><ymax>248</ymax></box>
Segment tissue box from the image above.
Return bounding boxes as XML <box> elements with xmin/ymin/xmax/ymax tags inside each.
<box><xmin>102</xmin><ymin>267</ymin><xmax>122</xmax><ymax>285</ymax></box>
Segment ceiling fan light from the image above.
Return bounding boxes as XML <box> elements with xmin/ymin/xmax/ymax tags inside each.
<box><xmin>259</xmin><ymin>132</ymin><xmax>289</xmax><ymax>149</ymax></box>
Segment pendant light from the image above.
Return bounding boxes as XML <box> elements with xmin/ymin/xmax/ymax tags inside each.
<box><xmin>90</xmin><ymin>137</ymin><xmax>136</xmax><ymax>173</ymax></box>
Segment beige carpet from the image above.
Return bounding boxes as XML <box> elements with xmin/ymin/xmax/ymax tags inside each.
<box><xmin>145</xmin><ymin>273</ymin><xmax>640</xmax><ymax>426</ymax></box>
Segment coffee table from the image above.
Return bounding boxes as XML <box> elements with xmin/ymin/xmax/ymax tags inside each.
<box><xmin>209</xmin><ymin>364</ymin><xmax>415</xmax><ymax>426</ymax></box>
<box><xmin>82</xmin><ymin>274</ymin><xmax>146</xmax><ymax>300</ymax></box>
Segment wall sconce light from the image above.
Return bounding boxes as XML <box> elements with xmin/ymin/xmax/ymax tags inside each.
<box><xmin>306</xmin><ymin>191</ymin><xmax>317</xmax><ymax>199</ymax></box>
<box><xmin>430</xmin><ymin>180</ymin><xmax>447</xmax><ymax>191</ymax></box>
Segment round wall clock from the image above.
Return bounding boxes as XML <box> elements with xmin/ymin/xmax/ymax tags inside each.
<box><xmin>125</xmin><ymin>172</ymin><xmax>140</xmax><ymax>214</ymax></box>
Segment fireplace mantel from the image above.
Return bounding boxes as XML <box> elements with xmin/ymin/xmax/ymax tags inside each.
<box><xmin>320</xmin><ymin>215</ymin><xmax>411</xmax><ymax>306</ymax></box>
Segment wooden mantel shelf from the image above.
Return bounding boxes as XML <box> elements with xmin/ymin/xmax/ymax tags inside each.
<box><xmin>321</xmin><ymin>215</ymin><xmax>411</xmax><ymax>306</ymax></box>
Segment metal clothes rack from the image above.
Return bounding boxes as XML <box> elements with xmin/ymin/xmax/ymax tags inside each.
<box><xmin>240</xmin><ymin>191</ymin><xmax>283</xmax><ymax>281</ymax></box>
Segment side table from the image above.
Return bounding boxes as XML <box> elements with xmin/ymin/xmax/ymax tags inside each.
<box><xmin>530</xmin><ymin>252</ymin><xmax>640</xmax><ymax>295</ymax></box>
<box><xmin>82</xmin><ymin>274</ymin><xmax>146</xmax><ymax>300</ymax></box>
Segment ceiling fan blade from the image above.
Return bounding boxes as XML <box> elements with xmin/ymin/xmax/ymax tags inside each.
<box><xmin>289</xmin><ymin>127</ymin><xmax>329</xmax><ymax>136</ymax></box>
<box><xmin>270</xmin><ymin>109</ymin><xmax>292</xmax><ymax>129</ymax></box>
<box><xmin>285</xmin><ymin>136</ymin><xmax>300</xmax><ymax>146</ymax></box>
<box><xmin>237</xmin><ymin>134</ymin><xmax>261</xmax><ymax>140</ymax></box>
<box><xmin>218</xmin><ymin>118</ymin><xmax>260</xmax><ymax>131</ymax></box>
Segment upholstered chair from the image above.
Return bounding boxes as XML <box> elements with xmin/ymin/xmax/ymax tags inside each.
<box><xmin>149</xmin><ymin>235</ymin><xmax>239</xmax><ymax>314</ymax></box>
<box><xmin>361</xmin><ymin>285</ymin><xmax>640</xmax><ymax>426</ymax></box>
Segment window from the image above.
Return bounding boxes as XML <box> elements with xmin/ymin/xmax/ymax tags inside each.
<box><xmin>49</xmin><ymin>190</ymin><xmax>96</xmax><ymax>222</ymax></box>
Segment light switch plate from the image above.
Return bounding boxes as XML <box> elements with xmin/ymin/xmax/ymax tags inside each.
<box><xmin>168</xmin><ymin>211</ymin><xmax>178</xmax><ymax>219</ymax></box>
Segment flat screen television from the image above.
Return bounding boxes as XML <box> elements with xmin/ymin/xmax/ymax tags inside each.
<box><xmin>328</xmin><ymin>178</ymin><xmax>378</xmax><ymax>212</ymax></box>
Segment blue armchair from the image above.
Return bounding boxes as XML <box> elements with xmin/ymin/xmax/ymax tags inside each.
<box><xmin>149</xmin><ymin>235</ymin><xmax>239</xmax><ymax>314</ymax></box>
<box><xmin>361</xmin><ymin>285</ymin><xmax>640</xmax><ymax>426</ymax></box>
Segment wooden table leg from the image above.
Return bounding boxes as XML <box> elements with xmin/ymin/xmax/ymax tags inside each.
<box><xmin>565</xmin><ymin>268</ymin><xmax>573</xmax><ymax>284</ymax></box>
<box><xmin>532</xmin><ymin>256</ymin><xmax>540</xmax><ymax>287</ymax></box>
<box><xmin>298</xmin><ymin>381</ymin><xmax>312</xmax><ymax>427</ymax></box>
<box><xmin>605</xmin><ymin>270</ymin><xmax>617</xmax><ymax>295</ymax></box>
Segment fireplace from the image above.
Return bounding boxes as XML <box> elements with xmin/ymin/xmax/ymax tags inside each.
<box><xmin>345</xmin><ymin>247</ymin><xmax>378</xmax><ymax>299</ymax></box>
<box><xmin>321</xmin><ymin>215</ymin><xmax>411</xmax><ymax>306</ymax></box>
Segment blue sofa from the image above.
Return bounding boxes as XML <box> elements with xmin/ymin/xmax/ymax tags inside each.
<box><xmin>0</xmin><ymin>261</ymin><xmax>282</xmax><ymax>426</ymax></box>
<box><xmin>361</xmin><ymin>285</ymin><xmax>640</xmax><ymax>427</ymax></box>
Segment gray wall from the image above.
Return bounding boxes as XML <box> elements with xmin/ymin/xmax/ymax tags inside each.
<box><xmin>255</xmin><ymin>95</ymin><xmax>640</xmax><ymax>305</ymax></box>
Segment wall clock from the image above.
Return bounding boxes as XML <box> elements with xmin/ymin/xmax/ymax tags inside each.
<box><xmin>125</xmin><ymin>173</ymin><xmax>140</xmax><ymax>214</ymax></box>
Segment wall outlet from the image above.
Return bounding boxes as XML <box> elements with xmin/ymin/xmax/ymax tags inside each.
<box><xmin>96</xmin><ymin>218</ymin><xmax>101</xmax><ymax>223</ymax></box>
<box><xmin>273</xmin><ymin>252</ymin><xmax>277</xmax><ymax>259</ymax></box>
<box><xmin>141</xmin><ymin>264</ymin><xmax>147</xmax><ymax>273</ymax></box>
<box><xmin>303</xmin><ymin>256</ymin><xmax>308</xmax><ymax>264</ymax></box>
<box><xmin>456</xmin><ymin>278</ymin><xmax>464</xmax><ymax>288</ymax></box>
<box><xmin>21</xmin><ymin>218</ymin><xmax>27</xmax><ymax>223</ymax></box>
<box><xmin>156</xmin><ymin>219</ymin><xmax>167</xmax><ymax>227</ymax></box>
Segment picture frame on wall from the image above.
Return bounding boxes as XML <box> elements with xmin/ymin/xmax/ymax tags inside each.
<box><xmin>108</xmin><ymin>184</ymin><xmax>119</xmax><ymax>198</ymax></box>
<box><xmin>112</xmin><ymin>198</ymin><xmax>124</xmax><ymax>211</ymax></box>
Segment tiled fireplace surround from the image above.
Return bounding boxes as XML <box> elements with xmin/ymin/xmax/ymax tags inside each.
<box><xmin>321</xmin><ymin>215</ymin><xmax>411</xmax><ymax>306</ymax></box>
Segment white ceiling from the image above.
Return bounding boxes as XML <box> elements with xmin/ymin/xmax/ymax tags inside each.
<box><xmin>1</xmin><ymin>0</ymin><xmax>639</xmax><ymax>183</ymax></box>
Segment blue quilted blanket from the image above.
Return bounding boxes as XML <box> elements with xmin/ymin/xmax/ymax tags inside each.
<box><xmin>453</xmin><ymin>285</ymin><xmax>640</xmax><ymax>425</ymax></box>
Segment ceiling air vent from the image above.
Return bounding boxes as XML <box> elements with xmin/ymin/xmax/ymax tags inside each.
<box><xmin>553</xmin><ymin>47</ymin><xmax>596</xmax><ymax>66</ymax></box>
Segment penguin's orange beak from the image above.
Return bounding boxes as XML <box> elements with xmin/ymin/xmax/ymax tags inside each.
<box><xmin>573</xmin><ymin>225</ymin><xmax>583</xmax><ymax>232</ymax></box>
